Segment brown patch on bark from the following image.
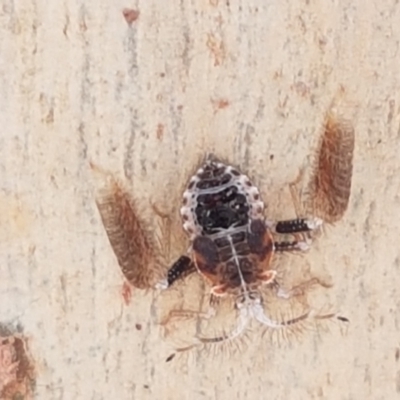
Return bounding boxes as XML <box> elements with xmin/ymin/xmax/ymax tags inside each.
<box><xmin>123</xmin><ymin>8</ymin><xmax>140</xmax><ymax>25</ymax></box>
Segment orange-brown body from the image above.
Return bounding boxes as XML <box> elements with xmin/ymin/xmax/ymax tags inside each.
<box><xmin>180</xmin><ymin>158</ymin><xmax>276</xmax><ymax>297</ymax></box>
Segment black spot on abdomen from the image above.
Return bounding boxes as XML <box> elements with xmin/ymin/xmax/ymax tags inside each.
<box><xmin>195</xmin><ymin>185</ymin><xmax>250</xmax><ymax>234</ymax></box>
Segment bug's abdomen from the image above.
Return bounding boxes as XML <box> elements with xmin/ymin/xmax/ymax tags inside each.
<box><xmin>192</xmin><ymin>220</ymin><xmax>274</xmax><ymax>293</ymax></box>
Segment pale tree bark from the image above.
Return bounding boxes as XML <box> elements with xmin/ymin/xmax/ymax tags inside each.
<box><xmin>1</xmin><ymin>0</ymin><xmax>400</xmax><ymax>399</ymax></box>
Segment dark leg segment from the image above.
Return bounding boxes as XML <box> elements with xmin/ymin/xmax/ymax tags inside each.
<box><xmin>274</xmin><ymin>241</ymin><xmax>306</xmax><ymax>252</ymax></box>
<box><xmin>275</xmin><ymin>218</ymin><xmax>321</xmax><ymax>234</ymax></box>
<box><xmin>271</xmin><ymin>217</ymin><xmax>322</xmax><ymax>252</ymax></box>
<box><xmin>167</xmin><ymin>255</ymin><xmax>195</xmax><ymax>287</ymax></box>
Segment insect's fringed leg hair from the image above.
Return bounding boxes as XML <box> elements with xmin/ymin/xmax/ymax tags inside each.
<box><xmin>92</xmin><ymin>164</ymin><xmax>160</xmax><ymax>289</ymax></box>
<box><xmin>188</xmin><ymin>304</ymin><xmax>343</xmax><ymax>348</ymax></box>
<box><xmin>309</xmin><ymin>112</ymin><xmax>355</xmax><ymax>223</ymax></box>
<box><xmin>254</xmin><ymin>302</ymin><xmax>348</xmax><ymax>345</ymax></box>
<box><xmin>252</xmin><ymin>301</ymin><xmax>311</xmax><ymax>329</ymax></box>
<box><xmin>196</xmin><ymin>307</ymin><xmax>251</xmax><ymax>345</ymax></box>
<box><xmin>275</xmin><ymin>277</ymin><xmax>333</xmax><ymax>300</ymax></box>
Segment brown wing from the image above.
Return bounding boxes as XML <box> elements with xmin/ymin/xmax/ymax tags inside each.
<box><xmin>310</xmin><ymin>114</ymin><xmax>355</xmax><ymax>223</ymax></box>
<box><xmin>92</xmin><ymin>164</ymin><xmax>159</xmax><ymax>289</ymax></box>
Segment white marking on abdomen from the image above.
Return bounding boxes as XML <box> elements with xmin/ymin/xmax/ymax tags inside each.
<box><xmin>227</xmin><ymin>235</ymin><xmax>250</xmax><ymax>300</ymax></box>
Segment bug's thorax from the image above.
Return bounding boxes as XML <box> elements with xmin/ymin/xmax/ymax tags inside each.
<box><xmin>180</xmin><ymin>157</ymin><xmax>264</xmax><ymax>239</ymax></box>
<box><xmin>180</xmin><ymin>157</ymin><xmax>275</xmax><ymax>295</ymax></box>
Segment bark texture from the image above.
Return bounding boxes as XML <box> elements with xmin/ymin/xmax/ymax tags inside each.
<box><xmin>1</xmin><ymin>1</ymin><xmax>400</xmax><ymax>399</ymax></box>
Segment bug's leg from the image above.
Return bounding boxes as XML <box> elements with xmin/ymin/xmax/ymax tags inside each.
<box><xmin>267</xmin><ymin>217</ymin><xmax>323</xmax><ymax>243</ymax></box>
<box><xmin>196</xmin><ymin>299</ymin><xmax>344</xmax><ymax>345</ymax></box>
<box><xmin>274</xmin><ymin>240</ymin><xmax>310</xmax><ymax>252</ymax></box>
<box><xmin>156</xmin><ymin>255</ymin><xmax>196</xmax><ymax>289</ymax></box>
<box><xmin>160</xmin><ymin>293</ymin><xmax>217</xmax><ymax>333</ymax></box>
<box><xmin>272</xmin><ymin>217</ymin><xmax>323</xmax><ymax>234</ymax></box>
<box><xmin>266</xmin><ymin>159</ymin><xmax>323</xmax><ymax>252</ymax></box>
<box><xmin>275</xmin><ymin>277</ymin><xmax>332</xmax><ymax>299</ymax></box>
<box><xmin>253</xmin><ymin>303</ymin><xmax>347</xmax><ymax>331</ymax></box>
<box><xmin>268</xmin><ymin>217</ymin><xmax>323</xmax><ymax>252</ymax></box>
<box><xmin>149</xmin><ymin>203</ymin><xmax>197</xmax><ymax>289</ymax></box>
<box><xmin>161</xmin><ymin>307</ymin><xmax>216</xmax><ymax>326</ymax></box>
<box><xmin>160</xmin><ymin>305</ymin><xmax>216</xmax><ymax>336</ymax></box>
<box><xmin>197</xmin><ymin>306</ymin><xmax>250</xmax><ymax>345</ymax></box>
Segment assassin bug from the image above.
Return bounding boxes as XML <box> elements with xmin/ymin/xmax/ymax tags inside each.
<box><xmin>94</xmin><ymin>115</ymin><xmax>354</xmax><ymax>349</ymax></box>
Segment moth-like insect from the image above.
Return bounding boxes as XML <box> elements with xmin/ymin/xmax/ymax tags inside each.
<box><xmin>94</xmin><ymin>115</ymin><xmax>354</xmax><ymax>351</ymax></box>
